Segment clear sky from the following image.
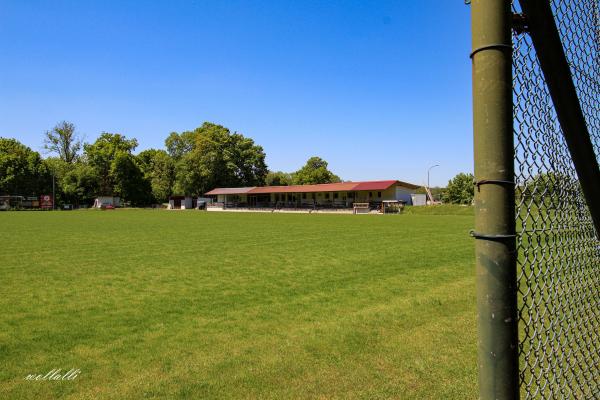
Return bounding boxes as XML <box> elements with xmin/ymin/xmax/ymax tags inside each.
<box><xmin>0</xmin><ymin>0</ymin><xmax>472</xmax><ymax>187</ymax></box>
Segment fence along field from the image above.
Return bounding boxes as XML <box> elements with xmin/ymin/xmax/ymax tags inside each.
<box><xmin>513</xmin><ymin>1</ymin><xmax>600</xmax><ymax>398</ymax></box>
<box><xmin>472</xmin><ymin>0</ymin><xmax>599</xmax><ymax>399</ymax></box>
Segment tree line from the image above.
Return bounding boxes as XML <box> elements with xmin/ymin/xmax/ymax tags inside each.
<box><xmin>0</xmin><ymin>121</ymin><xmax>341</xmax><ymax>206</ymax></box>
<box><xmin>1</xmin><ymin>120</ymin><xmax>479</xmax><ymax>207</ymax></box>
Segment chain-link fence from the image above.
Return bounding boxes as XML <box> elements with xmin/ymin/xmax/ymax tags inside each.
<box><xmin>512</xmin><ymin>0</ymin><xmax>600</xmax><ymax>398</ymax></box>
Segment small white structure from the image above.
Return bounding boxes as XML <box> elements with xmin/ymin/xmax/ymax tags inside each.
<box><xmin>410</xmin><ymin>194</ymin><xmax>427</xmax><ymax>206</ymax></box>
<box><xmin>168</xmin><ymin>196</ymin><xmax>194</xmax><ymax>210</ymax></box>
<box><xmin>93</xmin><ymin>196</ymin><xmax>120</xmax><ymax>208</ymax></box>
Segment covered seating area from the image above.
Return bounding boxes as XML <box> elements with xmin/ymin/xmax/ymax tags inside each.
<box><xmin>204</xmin><ymin>180</ymin><xmax>419</xmax><ymax>213</ymax></box>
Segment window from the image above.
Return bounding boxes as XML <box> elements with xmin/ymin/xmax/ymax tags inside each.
<box><xmin>378</xmin><ymin>192</ymin><xmax>382</xmax><ymax>198</ymax></box>
<box><xmin>302</xmin><ymin>193</ymin><xmax>306</xmax><ymax>199</ymax></box>
<box><xmin>334</xmin><ymin>193</ymin><xmax>338</xmax><ymax>199</ymax></box>
<box><xmin>325</xmin><ymin>193</ymin><xmax>330</xmax><ymax>199</ymax></box>
<box><xmin>312</xmin><ymin>193</ymin><xmax>316</xmax><ymax>199</ymax></box>
<box><xmin>369</xmin><ymin>192</ymin><xmax>373</xmax><ymax>197</ymax></box>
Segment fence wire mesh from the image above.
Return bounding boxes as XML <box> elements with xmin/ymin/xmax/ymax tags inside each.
<box><xmin>512</xmin><ymin>0</ymin><xmax>600</xmax><ymax>398</ymax></box>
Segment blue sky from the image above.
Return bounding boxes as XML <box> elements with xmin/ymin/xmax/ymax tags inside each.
<box><xmin>0</xmin><ymin>1</ymin><xmax>472</xmax><ymax>187</ymax></box>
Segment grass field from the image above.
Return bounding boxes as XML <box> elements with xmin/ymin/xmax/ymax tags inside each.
<box><xmin>0</xmin><ymin>209</ymin><xmax>477</xmax><ymax>399</ymax></box>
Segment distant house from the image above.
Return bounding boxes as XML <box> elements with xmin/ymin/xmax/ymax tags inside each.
<box><xmin>204</xmin><ymin>180</ymin><xmax>421</xmax><ymax>210</ymax></box>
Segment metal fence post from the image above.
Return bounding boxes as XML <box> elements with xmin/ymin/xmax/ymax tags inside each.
<box><xmin>470</xmin><ymin>1</ymin><xmax>519</xmax><ymax>399</ymax></box>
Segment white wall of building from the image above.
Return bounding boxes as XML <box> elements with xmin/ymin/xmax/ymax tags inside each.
<box><xmin>410</xmin><ymin>194</ymin><xmax>427</xmax><ymax>206</ymax></box>
<box><xmin>182</xmin><ymin>197</ymin><xmax>193</xmax><ymax>209</ymax></box>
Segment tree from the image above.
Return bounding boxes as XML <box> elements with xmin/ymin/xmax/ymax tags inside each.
<box><xmin>43</xmin><ymin>157</ymin><xmax>69</xmax><ymax>205</ymax></box>
<box><xmin>173</xmin><ymin>151</ymin><xmax>205</xmax><ymax>195</ymax></box>
<box><xmin>165</xmin><ymin>131</ymin><xmax>196</xmax><ymax>161</ymax></box>
<box><xmin>111</xmin><ymin>153</ymin><xmax>152</xmax><ymax>206</ymax></box>
<box><xmin>44</xmin><ymin>121</ymin><xmax>81</xmax><ymax>163</ymax></box>
<box><xmin>265</xmin><ymin>171</ymin><xmax>292</xmax><ymax>186</ymax></box>
<box><xmin>173</xmin><ymin>122</ymin><xmax>267</xmax><ymax>195</ymax></box>
<box><xmin>137</xmin><ymin>149</ymin><xmax>175</xmax><ymax>203</ymax></box>
<box><xmin>0</xmin><ymin>138</ymin><xmax>50</xmax><ymax>195</ymax></box>
<box><xmin>442</xmin><ymin>173</ymin><xmax>474</xmax><ymax>205</ymax></box>
<box><xmin>83</xmin><ymin>133</ymin><xmax>138</xmax><ymax>195</ymax></box>
<box><xmin>59</xmin><ymin>161</ymin><xmax>99</xmax><ymax>205</ymax></box>
<box><xmin>291</xmin><ymin>156</ymin><xmax>341</xmax><ymax>185</ymax></box>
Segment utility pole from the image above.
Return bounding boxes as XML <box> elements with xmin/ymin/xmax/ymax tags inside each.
<box><xmin>52</xmin><ymin>173</ymin><xmax>55</xmax><ymax>210</ymax></box>
<box><xmin>427</xmin><ymin>164</ymin><xmax>439</xmax><ymax>202</ymax></box>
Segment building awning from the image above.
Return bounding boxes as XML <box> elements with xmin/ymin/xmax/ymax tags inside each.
<box><xmin>249</xmin><ymin>182</ymin><xmax>358</xmax><ymax>194</ymax></box>
<box><xmin>204</xmin><ymin>187</ymin><xmax>256</xmax><ymax>195</ymax></box>
<box><xmin>350</xmin><ymin>180</ymin><xmax>399</xmax><ymax>191</ymax></box>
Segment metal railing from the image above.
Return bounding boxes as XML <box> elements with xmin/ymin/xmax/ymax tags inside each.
<box><xmin>471</xmin><ymin>1</ymin><xmax>599</xmax><ymax>398</ymax></box>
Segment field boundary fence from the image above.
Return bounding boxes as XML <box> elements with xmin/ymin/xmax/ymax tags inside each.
<box><xmin>470</xmin><ymin>1</ymin><xmax>599</xmax><ymax>399</ymax></box>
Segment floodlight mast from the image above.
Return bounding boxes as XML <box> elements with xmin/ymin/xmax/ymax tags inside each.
<box><xmin>427</xmin><ymin>164</ymin><xmax>439</xmax><ymax>191</ymax></box>
<box><xmin>426</xmin><ymin>164</ymin><xmax>439</xmax><ymax>203</ymax></box>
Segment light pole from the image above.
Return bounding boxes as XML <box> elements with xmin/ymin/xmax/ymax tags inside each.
<box><xmin>427</xmin><ymin>164</ymin><xmax>439</xmax><ymax>190</ymax></box>
<box><xmin>427</xmin><ymin>164</ymin><xmax>439</xmax><ymax>204</ymax></box>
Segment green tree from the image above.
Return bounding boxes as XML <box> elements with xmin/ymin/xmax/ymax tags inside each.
<box><xmin>291</xmin><ymin>156</ymin><xmax>341</xmax><ymax>185</ymax></box>
<box><xmin>43</xmin><ymin>121</ymin><xmax>81</xmax><ymax>163</ymax></box>
<box><xmin>173</xmin><ymin>122</ymin><xmax>267</xmax><ymax>195</ymax></box>
<box><xmin>137</xmin><ymin>149</ymin><xmax>175</xmax><ymax>203</ymax></box>
<box><xmin>43</xmin><ymin>157</ymin><xmax>69</xmax><ymax>205</ymax></box>
<box><xmin>265</xmin><ymin>171</ymin><xmax>292</xmax><ymax>186</ymax></box>
<box><xmin>442</xmin><ymin>173</ymin><xmax>474</xmax><ymax>205</ymax></box>
<box><xmin>42</xmin><ymin>156</ymin><xmax>100</xmax><ymax>206</ymax></box>
<box><xmin>0</xmin><ymin>138</ymin><xmax>50</xmax><ymax>195</ymax></box>
<box><xmin>173</xmin><ymin>151</ymin><xmax>205</xmax><ymax>195</ymax></box>
<box><xmin>60</xmin><ymin>161</ymin><xmax>99</xmax><ymax>205</ymax></box>
<box><xmin>165</xmin><ymin>131</ymin><xmax>196</xmax><ymax>161</ymax></box>
<box><xmin>83</xmin><ymin>133</ymin><xmax>138</xmax><ymax>195</ymax></box>
<box><xmin>111</xmin><ymin>153</ymin><xmax>152</xmax><ymax>206</ymax></box>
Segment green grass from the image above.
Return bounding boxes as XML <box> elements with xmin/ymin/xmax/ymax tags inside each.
<box><xmin>403</xmin><ymin>204</ymin><xmax>474</xmax><ymax>216</ymax></box>
<box><xmin>0</xmin><ymin>209</ymin><xmax>477</xmax><ymax>399</ymax></box>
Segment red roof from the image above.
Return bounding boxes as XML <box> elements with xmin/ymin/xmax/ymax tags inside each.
<box><xmin>349</xmin><ymin>180</ymin><xmax>398</xmax><ymax>191</ymax></box>
<box><xmin>249</xmin><ymin>182</ymin><xmax>358</xmax><ymax>194</ymax></box>
<box><xmin>205</xmin><ymin>180</ymin><xmax>419</xmax><ymax>195</ymax></box>
<box><xmin>204</xmin><ymin>187</ymin><xmax>255</xmax><ymax>195</ymax></box>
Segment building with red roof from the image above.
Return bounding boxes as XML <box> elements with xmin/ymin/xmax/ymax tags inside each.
<box><xmin>204</xmin><ymin>180</ymin><xmax>422</xmax><ymax>209</ymax></box>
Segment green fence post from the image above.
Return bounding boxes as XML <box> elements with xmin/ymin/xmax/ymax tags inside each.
<box><xmin>470</xmin><ymin>1</ymin><xmax>519</xmax><ymax>399</ymax></box>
